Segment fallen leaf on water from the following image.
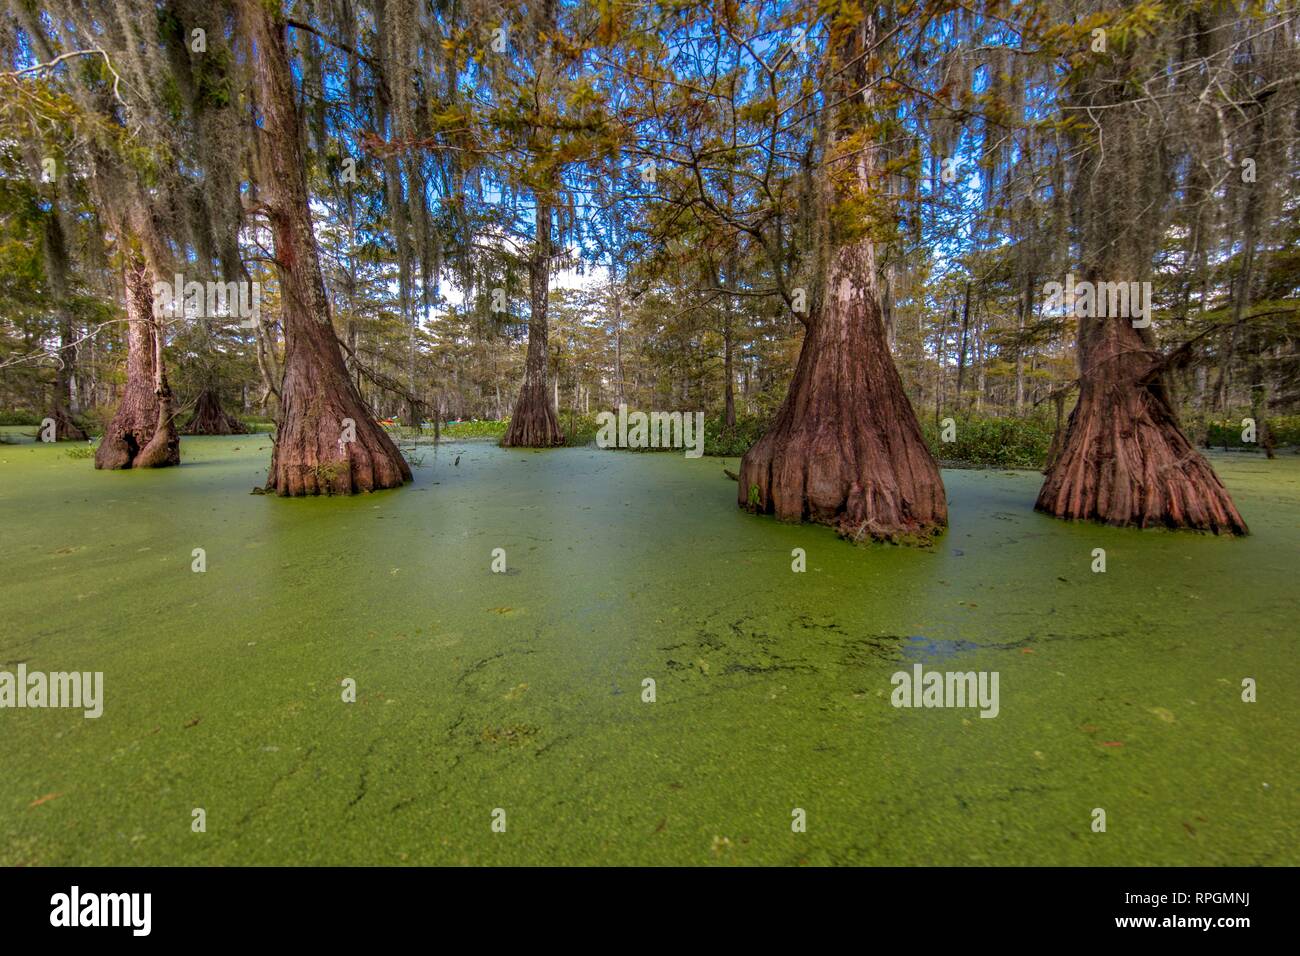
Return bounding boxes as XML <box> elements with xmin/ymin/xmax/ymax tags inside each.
<box><xmin>29</xmin><ymin>792</ymin><xmax>62</xmax><ymax>808</ymax></box>
<box><xmin>1101</xmin><ymin>741</ymin><xmax>1124</xmax><ymax>747</ymax></box>
<box><xmin>183</xmin><ymin>715</ymin><xmax>201</xmax><ymax>728</ymax></box>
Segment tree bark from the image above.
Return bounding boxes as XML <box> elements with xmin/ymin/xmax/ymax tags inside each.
<box><xmin>723</xmin><ymin>313</ymin><xmax>736</xmax><ymax>429</ymax></box>
<box><xmin>738</xmin><ymin>240</ymin><xmax>947</xmax><ymax>541</ymax></box>
<box><xmin>1035</xmin><ymin>270</ymin><xmax>1247</xmax><ymax>533</ymax></box>
<box><xmin>43</xmin><ymin>211</ymin><xmax>88</xmax><ymax>442</ymax></box>
<box><xmin>612</xmin><ymin>280</ymin><xmax>626</xmax><ymax>407</ymax></box>
<box><xmin>738</xmin><ymin>8</ymin><xmax>945</xmax><ymax>543</ymax></box>
<box><xmin>252</xmin><ymin>313</ymin><xmax>281</xmax><ymax>418</ymax></box>
<box><xmin>723</xmin><ymin>255</ymin><xmax>736</xmax><ymax>429</ymax></box>
<box><xmin>743</xmin><ymin>7</ymin><xmax>946</xmax><ymax>546</ymax></box>
<box><xmin>1036</xmin><ymin>35</ymin><xmax>1246</xmax><ymax>535</ymax></box>
<box><xmin>1248</xmin><ymin>349</ymin><xmax>1274</xmax><ymax>460</ymax></box>
<box><xmin>406</xmin><ymin>312</ymin><xmax>420</xmax><ymax>428</ymax></box>
<box><xmin>955</xmin><ymin>281</ymin><xmax>971</xmax><ymax>401</ymax></box>
<box><xmin>95</xmin><ymin>255</ymin><xmax>180</xmax><ymax>469</ymax></box>
<box><xmin>1014</xmin><ymin>271</ymin><xmax>1033</xmax><ymax>415</ymax></box>
<box><xmin>502</xmin><ymin>200</ymin><xmax>564</xmax><ymax>447</ymax></box>
<box><xmin>243</xmin><ymin>1</ymin><xmax>410</xmax><ymax>494</ymax></box>
<box><xmin>183</xmin><ymin>385</ymin><xmax>247</xmax><ymax>435</ymax></box>
<box><xmin>935</xmin><ymin>298</ymin><xmax>952</xmax><ymax>423</ymax></box>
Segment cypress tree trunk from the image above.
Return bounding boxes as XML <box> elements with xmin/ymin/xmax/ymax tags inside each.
<box><xmin>738</xmin><ymin>5</ymin><xmax>945</xmax><ymax>542</ymax></box>
<box><xmin>95</xmin><ymin>255</ymin><xmax>180</xmax><ymax>469</ymax></box>
<box><xmin>183</xmin><ymin>386</ymin><xmax>247</xmax><ymax>435</ymax></box>
<box><xmin>1014</xmin><ymin>272</ymin><xmax>1032</xmax><ymax>415</ymax></box>
<box><xmin>738</xmin><ymin>240</ymin><xmax>947</xmax><ymax>542</ymax></box>
<box><xmin>49</xmin><ymin>333</ymin><xmax>87</xmax><ymax>441</ymax></box>
<box><xmin>612</xmin><ymin>283</ymin><xmax>626</xmax><ymax>407</ymax></box>
<box><xmin>502</xmin><ymin>201</ymin><xmax>563</xmax><ymax>447</ymax></box>
<box><xmin>42</xmin><ymin>212</ymin><xmax>87</xmax><ymax>441</ymax></box>
<box><xmin>935</xmin><ymin>300</ymin><xmax>952</xmax><ymax>423</ymax></box>
<box><xmin>723</xmin><ymin>314</ymin><xmax>735</xmax><ymax>430</ymax></box>
<box><xmin>955</xmin><ymin>281</ymin><xmax>971</xmax><ymax>401</ymax></box>
<box><xmin>1034</xmin><ymin>276</ymin><xmax>1247</xmax><ymax>533</ymax></box>
<box><xmin>722</xmin><ymin>256</ymin><xmax>736</xmax><ymax>430</ymax></box>
<box><xmin>1248</xmin><ymin>353</ymin><xmax>1274</xmax><ymax>460</ymax></box>
<box><xmin>1034</xmin><ymin>34</ymin><xmax>1246</xmax><ymax>535</ymax></box>
<box><xmin>243</xmin><ymin>1</ymin><xmax>410</xmax><ymax>494</ymax></box>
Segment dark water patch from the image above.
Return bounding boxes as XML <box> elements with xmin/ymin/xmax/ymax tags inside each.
<box><xmin>902</xmin><ymin>636</ymin><xmax>983</xmax><ymax>661</ymax></box>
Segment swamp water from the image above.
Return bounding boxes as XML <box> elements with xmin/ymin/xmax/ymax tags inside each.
<box><xmin>1</xmin><ymin>436</ymin><xmax>1296</xmax><ymax>864</ymax></box>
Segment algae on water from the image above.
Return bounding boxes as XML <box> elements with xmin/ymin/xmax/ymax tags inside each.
<box><xmin>1</xmin><ymin>438</ymin><xmax>1297</xmax><ymax>865</ymax></box>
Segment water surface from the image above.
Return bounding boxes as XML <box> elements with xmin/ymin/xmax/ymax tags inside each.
<box><xmin>1</xmin><ymin>437</ymin><xmax>1296</xmax><ymax>864</ymax></box>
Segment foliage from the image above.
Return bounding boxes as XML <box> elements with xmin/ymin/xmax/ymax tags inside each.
<box><xmin>703</xmin><ymin>415</ymin><xmax>770</xmax><ymax>458</ymax></box>
<box><xmin>237</xmin><ymin>418</ymin><xmax>276</xmax><ymax>434</ymax></box>
<box><xmin>0</xmin><ymin>410</ymin><xmax>40</xmax><ymax>425</ymax></box>
<box><xmin>0</xmin><ymin>1</ymin><xmax>1296</xmax><ymax>470</ymax></box>
<box><xmin>921</xmin><ymin>415</ymin><xmax>1056</xmax><ymax>469</ymax></box>
<box><xmin>559</xmin><ymin>413</ymin><xmax>601</xmax><ymax>448</ymax></box>
<box><xmin>1194</xmin><ymin>415</ymin><xmax>1300</xmax><ymax>450</ymax></box>
<box><xmin>438</xmin><ymin>419</ymin><xmax>508</xmax><ymax>440</ymax></box>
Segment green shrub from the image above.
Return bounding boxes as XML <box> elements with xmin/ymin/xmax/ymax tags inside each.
<box><xmin>437</xmin><ymin>419</ymin><xmax>508</xmax><ymax>440</ymax></box>
<box><xmin>0</xmin><ymin>411</ymin><xmax>98</xmax><ymax>438</ymax></box>
<box><xmin>0</xmin><ymin>410</ymin><xmax>42</xmax><ymax>426</ymax></box>
<box><xmin>70</xmin><ymin>413</ymin><xmax>99</xmax><ymax>437</ymax></box>
<box><xmin>560</xmin><ymin>413</ymin><xmax>601</xmax><ymax>447</ymax></box>
<box><xmin>572</xmin><ymin>410</ymin><xmax>766</xmax><ymax>457</ymax></box>
<box><xmin>408</xmin><ymin>411</ymin><xmax>772</xmax><ymax>455</ymax></box>
<box><xmin>1192</xmin><ymin>414</ymin><xmax>1300</xmax><ymax>449</ymax></box>
<box><xmin>79</xmin><ymin>405</ymin><xmax>116</xmax><ymax>437</ymax></box>
<box><xmin>703</xmin><ymin>414</ymin><xmax>769</xmax><ymax>457</ymax></box>
<box><xmin>397</xmin><ymin>408</ymin><xmax>1109</xmax><ymax>470</ymax></box>
<box><xmin>430</xmin><ymin>415</ymin><xmax>600</xmax><ymax>446</ymax></box>
<box><xmin>921</xmin><ymin>414</ymin><xmax>1055</xmax><ymax>468</ymax></box>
